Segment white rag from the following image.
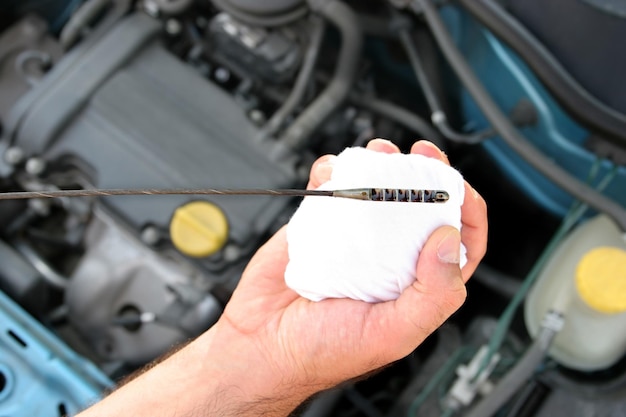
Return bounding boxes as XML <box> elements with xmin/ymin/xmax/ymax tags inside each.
<box><xmin>285</xmin><ymin>147</ymin><xmax>466</xmax><ymax>303</ymax></box>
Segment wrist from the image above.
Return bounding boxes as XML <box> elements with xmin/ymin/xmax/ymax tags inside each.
<box><xmin>78</xmin><ymin>319</ymin><xmax>320</xmax><ymax>417</ymax></box>
<box><xmin>202</xmin><ymin>318</ymin><xmax>323</xmax><ymax>415</ymax></box>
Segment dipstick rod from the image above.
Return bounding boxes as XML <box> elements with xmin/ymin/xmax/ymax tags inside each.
<box><xmin>0</xmin><ymin>188</ymin><xmax>449</xmax><ymax>203</ymax></box>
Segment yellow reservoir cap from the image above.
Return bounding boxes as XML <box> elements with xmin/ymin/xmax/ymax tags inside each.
<box><xmin>170</xmin><ymin>201</ymin><xmax>229</xmax><ymax>258</ymax></box>
<box><xmin>575</xmin><ymin>247</ymin><xmax>626</xmax><ymax>314</ymax></box>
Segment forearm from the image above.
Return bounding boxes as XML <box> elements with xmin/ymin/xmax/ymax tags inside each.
<box><xmin>77</xmin><ymin>321</ymin><xmax>317</xmax><ymax>417</ymax></box>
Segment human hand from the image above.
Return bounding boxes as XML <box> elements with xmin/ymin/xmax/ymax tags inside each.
<box><xmin>217</xmin><ymin>139</ymin><xmax>488</xmax><ymax>410</ymax></box>
<box><xmin>78</xmin><ymin>139</ymin><xmax>487</xmax><ymax>417</ymax></box>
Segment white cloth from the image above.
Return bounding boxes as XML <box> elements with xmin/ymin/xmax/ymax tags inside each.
<box><xmin>285</xmin><ymin>147</ymin><xmax>466</xmax><ymax>302</ymax></box>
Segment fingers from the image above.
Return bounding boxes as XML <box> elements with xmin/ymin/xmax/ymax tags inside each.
<box><xmin>308</xmin><ymin>138</ymin><xmax>487</xmax><ymax>282</ymax></box>
<box><xmin>410</xmin><ymin>140</ymin><xmax>450</xmax><ymax>165</ymax></box>
<box><xmin>307</xmin><ymin>154</ymin><xmax>336</xmax><ymax>189</ymax></box>
<box><xmin>460</xmin><ymin>183</ymin><xmax>488</xmax><ymax>281</ymax></box>
<box><xmin>307</xmin><ymin>139</ymin><xmax>400</xmax><ymax>189</ymax></box>
<box><xmin>312</xmin><ymin>139</ymin><xmax>446</xmax><ymax>188</ymax></box>
<box><xmin>410</xmin><ymin>140</ymin><xmax>488</xmax><ymax>282</ymax></box>
<box><xmin>367</xmin><ymin>226</ymin><xmax>467</xmax><ymax>363</ymax></box>
<box><xmin>365</xmin><ymin>138</ymin><xmax>401</xmax><ymax>154</ymax></box>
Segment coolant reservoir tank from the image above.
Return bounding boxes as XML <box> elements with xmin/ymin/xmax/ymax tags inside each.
<box><xmin>525</xmin><ymin>215</ymin><xmax>626</xmax><ymax>371</ymax></box>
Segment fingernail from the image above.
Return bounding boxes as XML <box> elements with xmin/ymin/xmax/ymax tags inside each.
<box><xmin>418</xmin><ymin>140</ymin><xmax>440</xmax><ymax>151</ymax></box>
<box><xmin>369</xmin><ymin>138</ymin><xmax>393</xmax><ymax>146</ymax></box>
<box><xmin>412</xmin><ymin>140</ymin><xmax>444</xmax><ymax>160</ymax></box>
<box><xmin>437</xmin><ymin>229</ymin><xmax>461</xmax><ymax>264</ymax></box>
<box><xmin>416</xmin><ymin>139</ymin><xmax>430</xmax><ymax>145</ymax></box>
<box><xmin>316</xmin><ymin>156</ymin><xmax>336</xmax><ymax>180</ymax></box>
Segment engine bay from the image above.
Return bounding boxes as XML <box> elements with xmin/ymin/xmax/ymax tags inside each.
<box><xmin>0</xmin><ymin>0</ymin><xmax>625</xmax><ymax>416</ymax></box>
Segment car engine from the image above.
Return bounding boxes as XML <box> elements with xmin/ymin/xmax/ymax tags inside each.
<box><xmin>0</xmin><ymin>0</ymin><xmax>625</xmax><ymax>416</ymax></box>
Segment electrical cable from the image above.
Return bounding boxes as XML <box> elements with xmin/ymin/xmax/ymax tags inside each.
<box><xmin>280</xmin><ymin>0</ymin><xmax>363</xmax><ymax>149</ymax></box>
<box><xmin>411</xmin><ymin>0</ymin><xmax>626</xmax><ymax>231</ymax></box>
<box><xmin>261</xmin><ymin>16</ymin><xmax>326</xmax><ymax>138</ymax></box>
<box><xmin>458</xmin><ymin>0</ymin><xmax>626</xmax><ymax>149</ymax></box>
<box><xmin>397</xmin><ymin>27</ymin><xmax>486</xmax><ymax>144</ymax></box>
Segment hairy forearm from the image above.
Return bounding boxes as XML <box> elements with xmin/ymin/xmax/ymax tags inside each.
<box><xmin>77</xmin><ymin>321</ymin><xmax>318</xmax><ymax>417</ymax></box>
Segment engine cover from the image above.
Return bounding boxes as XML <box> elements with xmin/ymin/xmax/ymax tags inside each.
<box><xmin>2</xmin><ymin>13</ymin><xmax>298</xmax><ymax>258</ymax></box>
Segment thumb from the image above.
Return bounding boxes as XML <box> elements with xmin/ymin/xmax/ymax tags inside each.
<box><xmin>414</xmin><ymin>226</ymin><xmax>467</xmax><ymax>299</ymax></box>
<box><xmin>377</xmin><ymin>226</ymin><xmax>467</xmax><ymax>362</ymax></box>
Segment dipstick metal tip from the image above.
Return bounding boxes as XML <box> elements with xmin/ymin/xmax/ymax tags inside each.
<box><xmin>333</xmin><ymin>188</ymin><xmax>449</xmax><ymax>203</ymax></box>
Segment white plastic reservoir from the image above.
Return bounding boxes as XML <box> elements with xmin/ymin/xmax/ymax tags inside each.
<box><xmin>525</xmin><ymin>215</ymin><xmax>626</xmax><ymax>371</ymax></box>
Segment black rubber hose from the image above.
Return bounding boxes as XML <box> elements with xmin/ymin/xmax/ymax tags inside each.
<box><xmin>280</xmin><ymin>0</ymin><xmax>363</xmax><ymax>149</ymax></box>
<box><xmin>458</xmin><ymin>0</ymin><xmax>626</xmax><ymax>149</ymax></box>
<box><xmin>463</xmin><ymin>315</ymin><xmax>561</xmax><ymax>417</ymax></box>
<box><xmin>397</xmin><ymin>28</ymin><xmax>440</xmax><ymax>120</ymax></box>
<box><xmin>473</xmin><ymin>264</ymin><xmax>521</xmax><ymax>299</ymax></box>
<box><xmin>504</xmin><ymin>380</ymin><xmax>550</xmax><ymax>417</ymax></box>
<box><xmin>412</xmin><ymin>0</ymin><xmax>626</xmax><ymax>231</ymax></box>
<box><xmin>398</xmin><ymin>27</ymin><xmax>489</xmax><ymax>144</ymax></box>
<box><xmin>261</xmin><ymin>16</ymin><xmax>326</xmax><ymax>138</ymax></box>
<box><xmin>349</xmin><ymin>93</ymin><xmax>444</xmax><ymax>147</ymax></box>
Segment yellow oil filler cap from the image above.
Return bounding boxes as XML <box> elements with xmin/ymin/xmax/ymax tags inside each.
<box><xmin>170</xmin><ymin>201</ymin><xmax>229</xmax><ymax>258</ymax></box>
<box><xmin>576</xmin><ymin>247</ymin><xmax>626</xmax><ymax>314</ymax></box>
